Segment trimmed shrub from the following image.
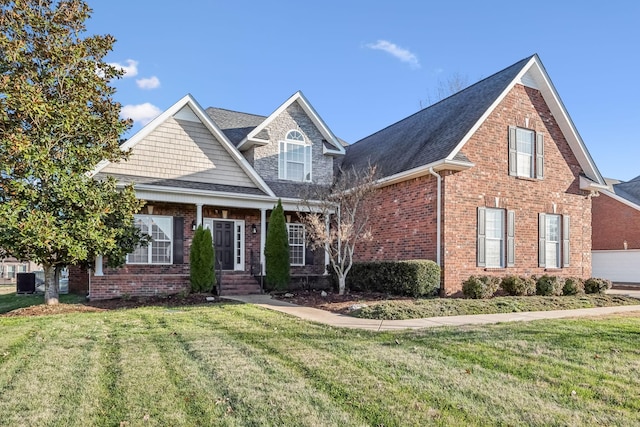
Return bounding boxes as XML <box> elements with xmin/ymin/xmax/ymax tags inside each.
<box><xmin>562</xmin><ymin>277</ymin><xmax>585</xmax><ymax>296</ymax></box>
<box><xmin>500</xmin><ymin>275</ymin><xmax>536</xmax><ymax>296</ymax></box>
<box><xmin>536</xmin><ymin>275</ymin><xmax>564</xmax><ymax>296</ymax></box>
<box><xmin>584</xmin><ymin>277</ymin><xmax>612</xmax><ymax>294</ymax></box>
<box><xmin>340</xmin><ymin>260</ymin><xmax>440</xmax><ymax>297</ymax></box>
<box><xmin>462</xmin><ymin>275</ymin><xmax>500</xmax><ymax>299</ymax></box>
<box><xmin>190</xmin><ymin>226</ymin><xmax>215</xmax><ymax>293</ymax></box>
<box><xmin>264</xmin><ymin>199</ymin><xmax>290</xmax><ymax>290</ymax></box>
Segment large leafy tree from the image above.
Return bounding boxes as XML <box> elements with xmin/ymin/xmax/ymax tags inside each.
<box><xmin>0</xmin><ymin>0</ymin><xmax>143</xmax><ymax>304</ymax></box>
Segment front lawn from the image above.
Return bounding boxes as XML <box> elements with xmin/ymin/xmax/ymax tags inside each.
<box><xmin>0</xmin><ymin>302</ymin><xmax>639</xmax><ymax>426</ymax></box>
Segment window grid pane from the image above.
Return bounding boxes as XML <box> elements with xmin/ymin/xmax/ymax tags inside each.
<box><xmin>127</xmin><ymin>215</ymin><xmax>173</xmax><ymax>264</ymax></box>
<box><xmin>545</xmin><ymin>215</ymin><xmax>560</xmax><ymax>268</ymax></box>
<box><xmin>281</xmin><ymin>140</ymin><xmax>311</xmax><ymax>182</ymax></box>
<box><xmin>485</xmin><ymin>209</ymin><xmax>504</xmax><ymax>268</ymax></box>
<box><xmin>288</xmin><ymin>224</ymin><xmax>305</xmax><ymax>265</ymax></box>
<box><xmin>516</xmin><ymin>128</ymin><xmax>535</xmax><ymax>178</ymax></box>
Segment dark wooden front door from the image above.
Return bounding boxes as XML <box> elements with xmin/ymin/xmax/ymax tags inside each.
<box><xmin>214</xmin><ymin>221</ymin><xmax>234</xmax><ymax>270</ymax></box>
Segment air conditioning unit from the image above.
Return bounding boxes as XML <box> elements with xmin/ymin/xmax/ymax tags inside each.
<box><xmin>16</xmin><ymin>272</ymin><xmax>36</xmax><ymax>294</ymax></box>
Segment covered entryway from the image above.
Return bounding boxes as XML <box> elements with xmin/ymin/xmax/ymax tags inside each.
<box><xmin>203</xmin><ymin>218</ymin><xmax>244</xmax><ymax>271</ymax></box>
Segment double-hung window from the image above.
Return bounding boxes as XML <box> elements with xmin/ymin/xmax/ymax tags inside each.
<box><xmin>477</xmin><ymin>208</ymin><xmax>515</xmax><ymax>268</ymax></box>
<box><xmin>279</xmin><ymin>130</ymin><xmax>312</xmax><ymax>182</ymax></box>
<box><xmin>127</xmin><ymin>215</ymin><xmax>173</xmax><ymax>264</ymax></box>
<box><xmin>539</xmin><ymin>213</ymin><xmax>570</xmax><ymax>268</ymax></box>
<box><xmin>287</xmin><ymin>223</ymin><xmax>305</xmax><ymax>266</ymax></box>
<box><xmin>508</xmin><ymin>126</ymin><xmax>544</xmax><ymax>179</ymax></box>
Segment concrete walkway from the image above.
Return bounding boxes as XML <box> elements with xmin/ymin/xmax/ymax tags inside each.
<box><xmin>222</xmin><ymin>292</ymin><xmax>640</xmax><ymax>331</ymax></box>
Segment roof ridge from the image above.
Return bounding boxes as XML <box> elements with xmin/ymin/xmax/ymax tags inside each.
<box><xmin>206</xmin><ymin>106</ymin><xmax>267</xmax><ymax>119</ymax></box>
<box><xmin>347</xmin><ymin>54</ymin><xmax>535</xmax><ymax>148</ymax></box>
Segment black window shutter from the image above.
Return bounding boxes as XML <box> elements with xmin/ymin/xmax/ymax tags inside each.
<box><xmin>173</xmin><ymin>217</ymin><xmax>184</xmax><ymax>264</ymax></box>
<box><xmin>507</xmin><ymin>210</ymin><xmax>515</xmax><ymax>267</ymax></box>
<box><xmin>305</xmin><ymin>247</ymin><xmax>315</xmax><ymax>265</ymax></box>
<box><xmin>508</xmin><ymin>126</ymin><xmax>518</xmax><ymax>176</ymax></box>
<box><xmin>477</xmin><ymin>208</ymin><xmax>486</xmax><ymax>267</ymax></box>
<box><xmin>562</xmin><ymin>215</ymin><xmax>570</xmax><ymax>267</ymax></box>
<box><xmin>538</xmin><ymin>213</ymin><xmax>546</xmax><ymax>268</ymax></box>
<box><xmin>536</xmin><ymin>133</ymin><xmax>544</xmax><ymax>179</ymax></box>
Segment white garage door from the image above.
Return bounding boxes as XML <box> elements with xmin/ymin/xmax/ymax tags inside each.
<box><xmin>592</xmin><ymin>250</ymin><xmax>640</xmax><ymax>283</ymax></box>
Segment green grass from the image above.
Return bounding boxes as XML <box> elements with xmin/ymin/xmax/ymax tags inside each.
<box><xmin>0</xmin><ymin>285</ymin><xmax>83</xmax><ymax>314</ymax></box>
<box><xmin>353</xmin><ymin>294</ymin><xmax>640</xmax><ymax>319</ymax></box>
<box><xmin>0</xmin><ymin>302</ymin><xmax>639</xmax><ymax>426</ymax></box>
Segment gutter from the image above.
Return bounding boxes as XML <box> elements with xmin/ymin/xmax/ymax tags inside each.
<box><xmin>428</xmin><ymin>168</ymin><xmax>442</xmax><ymax>267</ymax></box>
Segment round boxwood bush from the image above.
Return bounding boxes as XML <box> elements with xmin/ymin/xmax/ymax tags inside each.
<box><xmin>536</xmin><ymin>275</ymin><xmax>565</xmax><ymax>296</ymax></box>
<box><xmin>584</xmin><ymin>277</ymin><xmax>612</xmax><ymax>294</ymax></box>
<box><xmin>562</xmin><ymin>277</ymin><xmax>585</xmax><ymax>296</ymax></box>
<box><xmin>462</xmin><ymin>275</ymin><xmax>500</xmax><ymax>299</ymax></box>
<box><xmin>500</xmin><ymin>275</ymin><xmax>536</xmax><ymax>296</ymax></box>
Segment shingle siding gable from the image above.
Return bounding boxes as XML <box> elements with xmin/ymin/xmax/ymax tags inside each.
<box><xmin>101</xmin><ymin>117</ymin><xmax>258</xmax><ymax>189</ymax></box>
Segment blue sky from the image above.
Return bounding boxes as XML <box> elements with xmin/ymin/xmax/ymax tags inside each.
<box><xmin>86</xmin><ymin>0</ymin><xmax>639</xmax><ymax>181</ymax></box>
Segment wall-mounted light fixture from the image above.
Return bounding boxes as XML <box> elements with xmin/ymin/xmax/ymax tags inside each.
<box><xmin>286</xmin><ymin>214</ymin><xmax>292</xmax><ymax>223</ymax></box>
<box><xmin>251</xmin><ymin>224</ymin><xmax>257</xmax><ymax>234</ymax></box>
<box><xmin>147</xmin><ymin>205</ymin><xmax>154</xmax><ymax>215</ymax></box>
<box><xmin>191</xmin><ymin>220</ymin><xmax>197</xmax><ymax>231</ymax></box>
<box><xmin>624</xmin><ymin>240</ymin><xmax>628</xmax><ymax>250</ymax></box>
<box><xmin>221</xmin><ymin>209</ymin><xmax>228</xmax><ymax>219</ymax></box>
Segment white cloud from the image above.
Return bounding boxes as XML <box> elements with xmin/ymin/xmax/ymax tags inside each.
<box><xmin>366</xmin><ymin>40</ymin><xmax>420</xmax><ymax>68</ymax></box>
<box><xmin>136</xmin><ymin>76</ymin><xmax>161</xmax><ymax>90</ymax></box>
<box><xmin>108</xmin><ymin>59</ymin><xmax>139</xmax><ymax>77</ymax></box>
<box><xmin>121</xmin><ymin>103</ymin><xmax>161</xmax><ymax>125</ymax></box>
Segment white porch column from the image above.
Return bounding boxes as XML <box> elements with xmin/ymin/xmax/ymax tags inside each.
<box><xmin>94</xmin><ymin>255</ymin><xmax>104</xmax><ymax>276</ymax></box>
<box><xmin>260</xmin><ymin>208</ymin><xmax>267</xmax><ymax>275</ymax></box>
<box><xmin>196</xmin><ymin>203</ymin><xmax>203</xmax><ymax>228</ymax></box>
<box><xmin>324</xmin><ymin>215</ymin><xmax>330</xmax><ymax>275</ymax></box>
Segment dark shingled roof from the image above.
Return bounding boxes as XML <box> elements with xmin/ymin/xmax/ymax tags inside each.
<box><xmin>264</xmin><ymin>180</ymin><xmax>329</xmax><ymax>199</ymax></box>
<box><xmin>205</xmin><ymin>107</ymin><xmax>267</xmax><ymax>146</ymax></box>
<box><xmin>341</xmin><ymin>55</ymin><xmax>534</xmax><ymax>178</ymax></box>
<box><xmin>613</xmin><ymin>175</ymin><xmax>640</xmax><ymax>206</ymax></box>
<box><xmin>100</xmin><ymin>173</ymin><xmax>269</xmax><ymax>196</ymax></box>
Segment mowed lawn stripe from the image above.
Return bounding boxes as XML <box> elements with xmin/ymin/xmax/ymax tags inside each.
<box><xmin>163</xmin><ymin>305</ymin><xmax>366</xmax><ymax>426</ymax></box>
<box><xmin>223</xmin><ymin>306</ymin><xmax>430</xmax><ymax>426</ymax></box>
<box><xmin>0</xmin><ymin>314</ymin><xmax>106</xmax><ymax>426</ymax></box>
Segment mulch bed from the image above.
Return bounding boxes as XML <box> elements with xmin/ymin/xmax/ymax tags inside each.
<box><xmin>2</xmin><ymin>293</ymin><xmax>222</xmax><ymax>317</ymax></box>
<box><xmin>272</xmin><ymin>290</ymin><xmax>409</xmax><ymax>314</ymax></box>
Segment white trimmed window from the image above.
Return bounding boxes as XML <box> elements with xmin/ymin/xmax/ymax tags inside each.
<box><xmin>508</xmin><ymin>126</ymin><xmax>544</xmax><ymax>179</ymax></box>
<box><xmin>287</xmin><ymin>223</ymin><xmax>305</xmax><ymax>266</ymax></box>
<box><xmin>127</xmin><ymin>215</ymin><xmax>173</xmax><ymax>264</ymax></box>
<box><xmin>539</xmin><ymin>213</ymin><xmax>570</xmax><ymax>268</ymax></box>
<box><xmin>7</xmin><ymin>265</ymin><xmax>15</xmax><ymax>279</ymax></box>
<box><xmin>477</xmin><ymin>208</ymin><xmax>515</xmax><ymax>268</ymax></box>
<box><xmin>279</xmin><ymin>130</ymin><xmax>312</xmax><ymax>182</ymax></box>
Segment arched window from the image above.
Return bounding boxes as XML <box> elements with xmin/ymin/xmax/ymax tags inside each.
<box><xmin>279</xmin><ymin>130</ymin><xmax>312</xmax><ymax>182</ymax></box>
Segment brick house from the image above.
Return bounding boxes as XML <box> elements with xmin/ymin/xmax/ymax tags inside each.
<box><xmin>591</xmin><ymin>177</ymin><xmax>640</xmax><ymax>283</ymax></box>
<box><xmin>341</xmin><ymin>54</ymin><xmax>606</xmax><ymax>295</ymax></box>
<box><xmin>76</xmin><ymin>92</ymin><xmax>345</xmax><ymax>299</ymax></box>
<box><xmin>78</xmin><ymin>54</ymin><xmax>606</xmax><ymax>299</ymax></box>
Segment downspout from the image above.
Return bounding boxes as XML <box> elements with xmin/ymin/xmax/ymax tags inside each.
<box><xmin>428</xmin><ymin>168</ymin><xmax>442</xmax><ymax>267</ymax></box>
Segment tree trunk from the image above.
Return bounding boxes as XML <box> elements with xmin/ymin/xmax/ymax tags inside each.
<box><xmin>44</xmin><ymin>264</ymin><xmax>59</xmax><ymax>305</ymax></box>
<box><xmin>338</xmin><ymin>275</ymin><xmax>346</xmax><ymax>296</ymax></box>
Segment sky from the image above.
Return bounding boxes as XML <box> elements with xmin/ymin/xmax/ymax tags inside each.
<box><xmin>85</xmin><ymin>0</ymin><xmax>640</xmax><ymax>181</ymax></box>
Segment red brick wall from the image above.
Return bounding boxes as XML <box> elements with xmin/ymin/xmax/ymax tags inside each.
<box><xmin>592</xmin><ymin>193</ymin><xmax>640</xmax><ymax>250</ymax></box>
<box><xmin>354</xmin><ymin>175</ymin><xmax>438</xmax><ymax>262</ymax></box>
<box><xmin>441</xmin><ymin>84</ymin><xmax>591</xmax><ymax>294</ymax></box>
<box><xmin>354</xmin><ymin>84</ymin><xmax>592</xmax><ymax>296</ymax></box>
<box><xmin>82</xmin><ymin>202</ymin><xmax>324</xmax><ymax>300</ymax></box>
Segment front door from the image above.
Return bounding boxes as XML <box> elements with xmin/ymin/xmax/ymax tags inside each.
<box><xmin>213</xmin><ymin>220</ymin><xmax>234</xmax><ymax>270</ymax></box>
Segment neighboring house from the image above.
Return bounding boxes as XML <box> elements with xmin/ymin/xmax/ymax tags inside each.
<box><xmin>0</xmin><ymin>257</ymin><xmax>39</xmax><ymax>285</ymax></box>
<box><xmin>592</xmin><ymin>176</ymin><xmax>640</xmax><ymax>283</ymax></box>
<box><xmin>341</xmin><ymin>54</ymin><xmax>605</xmax><ymax>295</ymax></box>
<box><xmin>75</xmin><ymin>54</ymin><xmax>606</xmax><ymax>299</ymax></box>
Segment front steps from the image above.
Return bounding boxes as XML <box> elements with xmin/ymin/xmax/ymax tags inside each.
<box><xmin>219</xmin><ymin>272</ymin><xmax>262</xmax><ymax>295</ymax></box>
